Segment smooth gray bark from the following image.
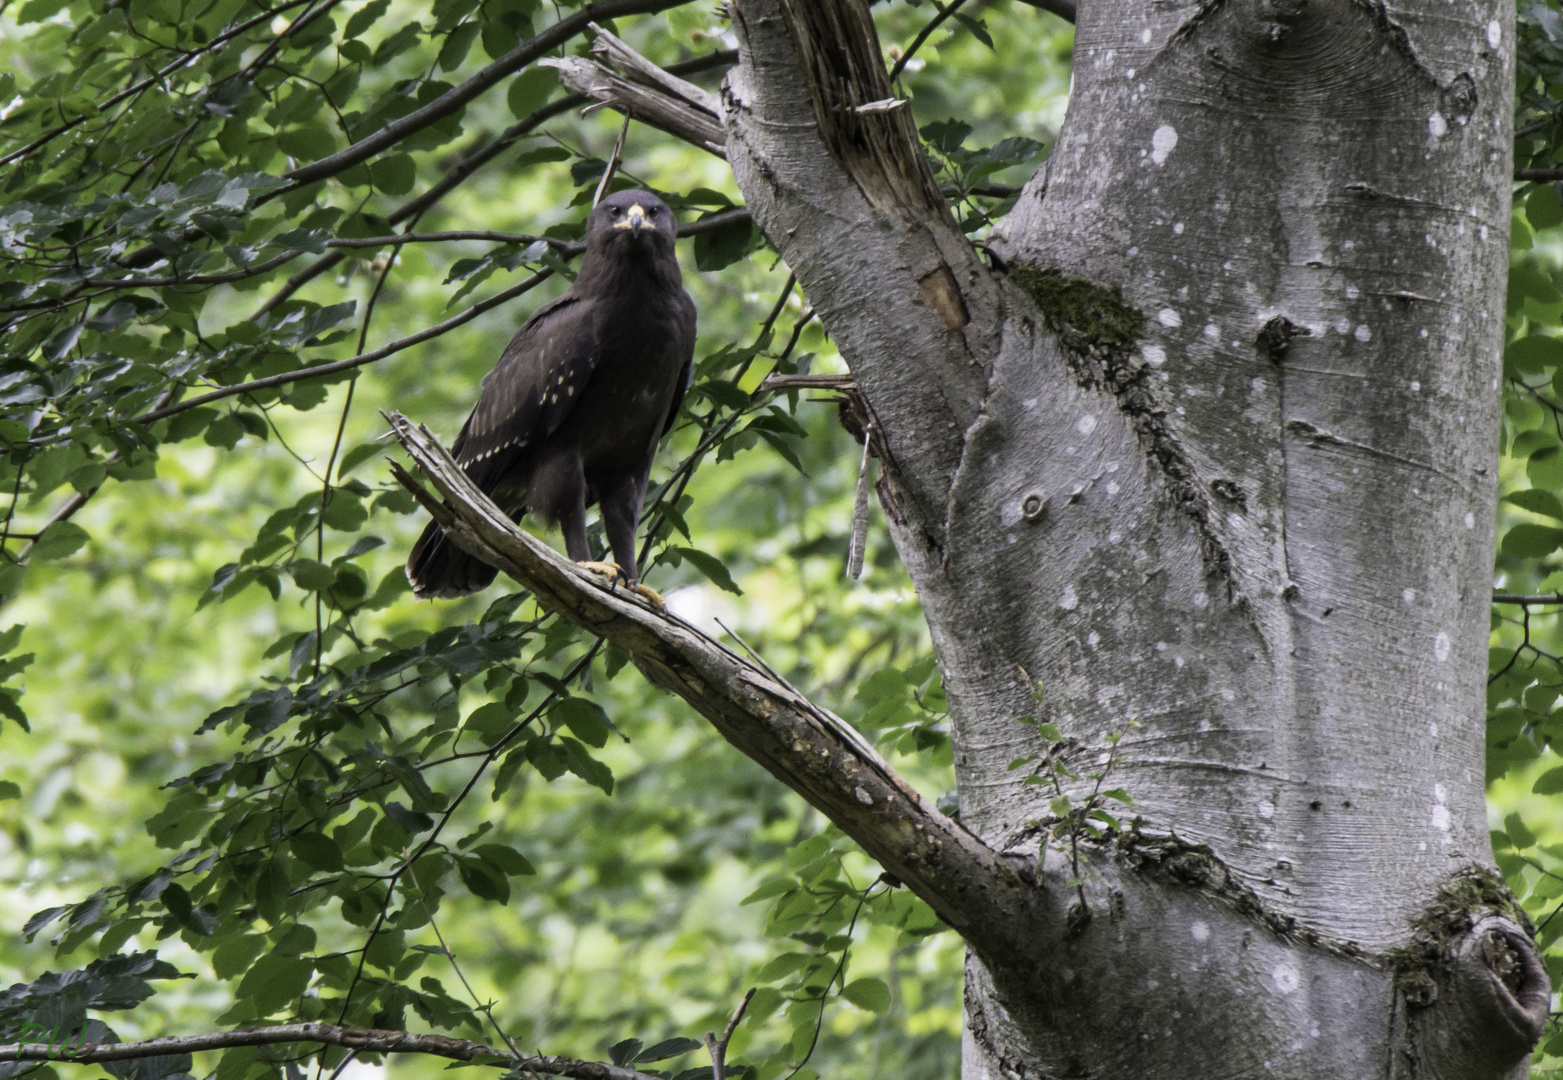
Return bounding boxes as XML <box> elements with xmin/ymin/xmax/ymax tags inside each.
<box><xmin>717</xmin><ymin>0</ymin><xmax>1551</xmax><ymax>1074</ymax></box>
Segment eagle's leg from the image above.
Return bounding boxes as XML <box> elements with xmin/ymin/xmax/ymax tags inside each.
<box><xmin>591</xmin><ymin>475</ymin><xmax>663</xmax><ymax>609</ymax></box>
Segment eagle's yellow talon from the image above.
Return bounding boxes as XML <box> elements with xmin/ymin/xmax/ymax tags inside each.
<box><xmin>577</xmin><ymin>560</ymin><xmax>625</xmax><ymax>582</ymax></box>
<box><xmin>576</xmin><ymin>561</ymin><xmax>663</xmax><ymax>609</ymax></box>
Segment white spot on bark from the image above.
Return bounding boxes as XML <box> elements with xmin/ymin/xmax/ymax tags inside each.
<box><xmin>1191</xmin><ymin>921</ymin><xmax>1210</xmax><ymax>942</ymax></box>
<box><xmin>1193</xmin><ymin>592</ymin><xmax>1209</xmax><ymax>609</ymax></box>
<box><xmin>1354</xmin><ymin>324</ymin><xmax>1371</xmax><ymax>342</ymax></box>
<box><xmin>1220</xmin><ymin>688</ymin><xmax>1235</xmax><ymax>701</ymax></box>
<box><xmin>1202</xmin><ymin>323</ymin><xmax>1219</xmax><ymax>339</ymax></box>
<box><xmin>1259</xmin><ymin>799</ymin><xmax>1276</xmax><ymax>819</ymax></box>
<box><xmin>1087</xmin><ymin>631</ymin><xmax>1101</xmax><ymax>647</ymax></box>
<box><xmin>1433</xmin><ymin>632</ymin><xmax>1451</xmax><ymax>661</ymax></box>
<box><xmin>1488</xmin><ymin>19</ymin><xmax>1501</xmax><ymax>48</ymax></box>
<box><xmin>1410</xmin><ymin>380</ymin><xmax>1420</xmax><ymax>391</ymax></box>
<box><xmin>1060</xmin><ymin>585</ymin><xmax>1079</xmax><ymax>611</ymax></box>
<box><xmin>853</xmin><ymin>786</ymin><xmax>873</xmax><ymax>806</ymax></box>
<box><xmin>1150</xmin><ymin>124</ymin><xmax>1178</xmax><ymax>165</ymax></box>
<box><xmin>1344</xmin><ymin>284</ymin><xmax>1359</xmax><ymax>299</ymax></box>
<box><xmin>1432</xmin><ymin>805</ymin><xmax>1451</xmax><ymax>831</ymax></box>
<box><xmin>1430</xmin><ymin>722</ymin><xmax>1438</xmax><ymax>737</ymax></box>
<box><xmin>1106</xmin><ymin>481</ymin><xmax>1120</xmax><ymax>494</ymax></box>
<box><xmin>1077</xmin><ymin>415</ymin><xmax>1098</xmax><ymax>435</ymax></box>
<box><xmin>1140</xmin><ymin>27</ymin><xmax>1151</xmax><ymax>42</ymax></box>
<box><xmin>1143</xmin><ymin>344</ymin><xmax>1167</xmax><ymax>367</ymax></box>
<box><xmin>1108</xmin><ymin>530</ymin><xmax>1122</xmax><ymax>544</ymax></box>
<box><xmin>1428</xmin><ymin>112</ymin><xmax>1447</xmax><ymax>138</ymax></box>
<box><xmin>1402</xmin><ymin>588</ymin><xmax>1416</xmax><ymax>605</ymax></box>
<box><xmin>1333</xmin><ymin>317</ymin><xmax>1351</xmax><ymax>334</ymax></box>
<box><xmin>1173</xmin><ymin>222</ymin><xmax>1185</xmax><ymax>235</ymax></box>
<box><xmin>1157</xmin><ymin>307</ymin><xmax>1182</xmax><ymax>328</ymax></box>
<box><xmin>1271</xmin><ymin>964</ymin><xmax>1300</xmax><ymax>995</ymax></box>
<box><xmin>1464</xmin><ymin>512</ymin><xmax>1475</xmax><ymax>529</ymax></box>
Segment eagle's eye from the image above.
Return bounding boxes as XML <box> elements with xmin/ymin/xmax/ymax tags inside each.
<box><xmin>607</xmin><ymin>205</ymin><xmax>621</xmax><ymax>217</ymax></box>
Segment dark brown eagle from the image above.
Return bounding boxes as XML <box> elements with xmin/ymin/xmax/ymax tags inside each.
<box><xmin>407</xmin><ymin>188</ymin><xmax>696</xmax><ymax>600</ymax></box>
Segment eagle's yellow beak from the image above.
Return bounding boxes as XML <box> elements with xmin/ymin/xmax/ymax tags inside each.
<box><xmin>613</xmin><ymin>203</ymin><xmax>651</xmax><ymax>238</ymax></box>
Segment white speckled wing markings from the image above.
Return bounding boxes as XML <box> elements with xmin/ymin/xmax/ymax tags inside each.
<box><xmin>449</xmin><ymin>293</ymin><xmax>602</xmax><ymax>469</ymax></box>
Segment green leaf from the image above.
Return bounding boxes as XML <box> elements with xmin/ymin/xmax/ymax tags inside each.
<box><xmin>237</xmin><ymin>953</ymin><xmax>314</xmax><ymax>1015</ymax></box>
<box><xmin>507</xmin><ymin>66</ymin><xmax>558</xmax><ymax>117</ymax></box>
<box><xmin>336</xmin><ymin>442</ymin><xmax>382</xmax><ymax>477</ymax></box>
<box><xmin>1503</xmin><ymin>489</ymin><xmax>1563</xmax><ymax>522</ymax></box>
<box><xmin>1500</xmin><ymin>523</ymin><xmax>1563</xmax><ymax>558</ymax></box>
<box><xmin>290</xmin><ymin>831</ymin><xmax>345</xmax><ymax>872</ymax></box>
<box><xmin>212</xmin><ymin>935</ymin><xmax>269</xmax><ymax>980</ymax></box>
<box><xmin>291</xmin><ymin>560</ymin><xmax>336</xmax><ymax>591</ymax></box>
<box><xmin>458</xmin><ymin>855</ymin><xmax>510</xmax><ymax>902</ymax></box>
<box><xmin>552</xmin><ymin>696</ymin><xmax>611</xmax><ymax>748</ymax></box>
<box><xmin>558</xmin><ymin>736</ymin><xmax>613</xmax><ymax>793</ymax></box>
<box><xmin>370</xmin><ymin>153</ymin><xmax>416</xmax><ymax>195</ymax></box>
<box><xmin>465</xmin><ymin>701</ymin><xmax>518</xmax><ymax>744</ymax></box>
<box><xmin>693</xmin><ymin>213</ymin><xmax>755</xmax><ymax>272</ymax></box>
<box><xmin>473</xmin><ymin>843</ymin><xmax>535</xmax><ymax>876</ymax></box>
<box><xmin>0</xmin><ymin>780</ymin><xmax>20</xmax><ymax>801</ymax></box>
<box><xmin>841</xmin><ymin>976</ymin><xmax>891</xmax><ymax>1012</ymax></box>
<box><xmin>438</xmin><ymin>21</ymin><xmax>481</xmax><ymax>70</ymax></box>
<box><xmin>278</xmin><ymin>125</ymin><xmax>338</xmax><ymax>162</ymax></box>
<box><xmin>344</xmin><ymin>0</ymin><xmax>391</xmax><ymax>37</ymax></box>
<box><xmin>1506</xmin><ymin>811</ymin><xmax>1536</xmax><ymax>849</ymax></box>
<box><xmin>1528</xmin><ymin>182</ymin><xmax>1563</xmax><ymax>231</ymax></box>
<box><xmin>670</xmin><ymin>546</ymin><xmax>742</xmax><ymax>594</ymax></box>
<box><xmin>30</xmin><ymin>521</ymin><xmax>89</xmax><ymax>561</ymax></box>
<box><xmin>636</xmin><ymin>1038</ymin><xmax>702</xmax><ymax>1063</ymax></box>
<box><xmin>755</xmin><ymin>952</ymin><xmax>810</xmax><ymax>982</ymax></box>
<box><xmin>1533</xmin><ymin>766</ymin><xmax>1563</xmax><ymax>795</ymax></box>
<box><xmin>740</xmin><ymin>878</ymin><xmax>794</xmax><ymax>905</ymax></box>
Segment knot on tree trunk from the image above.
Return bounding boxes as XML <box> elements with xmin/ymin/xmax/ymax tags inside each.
<box><xmin>1452</xmin><ymin>917</ymin><xmax>1550</xmax><ymax>1056</ymax></box>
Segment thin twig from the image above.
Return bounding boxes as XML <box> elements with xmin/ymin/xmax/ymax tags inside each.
<box><xmin>704</xmin><ymin>988</ymin><xmax>755</xmax><ymax>1080</ymax></box>
<box><xmin>405</xmin><ymin>860</ymin><xmax>525</xmax><ymax>1060</ymax></box>
<box><xmin>889</xmin><ymin>0</ymin><xmax>973</xmax><ymax>82</ymax></box>
<box><xmin>593</xmin><ymin>113</ymin><xmax>633</xmax><ymax>206</ymax></box>
<box><xmin>0</xmin><ymin>1024</ymin><xmax>662</xmax><ymax>1080</ymax></box>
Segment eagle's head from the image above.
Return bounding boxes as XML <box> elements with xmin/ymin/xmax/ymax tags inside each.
<box><xmin>587</xmin><ymin>189</ymin><xmax>677</xmax><ymax>257</ymax></box>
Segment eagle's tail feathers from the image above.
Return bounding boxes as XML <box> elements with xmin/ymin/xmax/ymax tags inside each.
<box><xmin>406</xmin><ymin>519</ymin><xmax>498</xmax><ymax>599</ymax></box>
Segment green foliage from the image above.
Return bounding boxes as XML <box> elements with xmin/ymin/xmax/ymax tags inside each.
<box><xmin>0</xmin><ymin>0</ymin><xmax>1068</xmax><ymax>1074</ymax></box>
<box><xmin>1494</xmin><ymin>3</ymin><xmax>1563</xmax><ymax>1070</ymax></box>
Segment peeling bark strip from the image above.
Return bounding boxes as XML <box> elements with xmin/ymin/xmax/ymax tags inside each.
<box><xmin>762</xmin><ymin>0</ymin><xmax>948</xmax><ymax>219</ymax></box>
<box><xmin>543</xmin><ymin>26</ymin><xmax>727</xmax><ymax>159</ymax></box>
<box><xmin>0</xmin><ymin>1023</ymin><xmax>660</xmax><ymax>1080</ymax></box>
<box><xmin>384</xmin><ymin>413</ymin><xmax>1039</xmax><ymax>953</ymax></box>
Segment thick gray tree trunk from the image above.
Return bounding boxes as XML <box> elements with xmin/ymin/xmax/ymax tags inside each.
<box><xmin>718</xmin><ymin>0</ymin><xmax>1553</xmax><ymax>1074</ymax></box>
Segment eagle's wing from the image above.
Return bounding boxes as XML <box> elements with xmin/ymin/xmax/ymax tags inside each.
<box><xmin>658</xmin><ymin>291</ymin><xmax>698</xmax><ymax>440</ymax></box>
<box><xmin>452</xmin><ymin>293</ymin><xmax>599</xmax><ymax>477</ymax></box>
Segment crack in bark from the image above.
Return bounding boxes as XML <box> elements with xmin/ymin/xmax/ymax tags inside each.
<box><xmin>1113</xmin><ymin>827</ymin><xmax>1368</xmax><ymax>960</ymax></box>
<box><xmin>1008</xmin><ymin>265</ymin><xmax>1234</xmax><ymax>588</ymax></box>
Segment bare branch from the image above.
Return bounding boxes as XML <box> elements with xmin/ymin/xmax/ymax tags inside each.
<box><xmin>1493</xmin><ymin>593</ymin><xmax>1563</xmax><ymax>605</ymax></box>
<box><xmin>756</xmin><ymin>374</ymin><xmax>857</xmax><ymax>391</ymax></box>
<box><xmin>274</xmin><ymin>0</ymin><xmax>689</xmax><ymax>191</ymax></box>
<box><xmin>249</xmin><ymin>49</ymin><xmax>736</xmax><ymax>318</ymax></box>
<box><xmin>704</xmin><ymin>988</ymin><xmax>755</xmax><ymax>1080</ymax></box>
<box><xmin>543</xmin><ymin>57</ymin><xmax>725</xmax><ymax>159</ymax></box>
<box><xmin>384</xmin><ymin>412</ymin><xmax>1039</xmax><ymax>949</ymax></box>
<box><xmin>0</xmin><ymin>1023</ymin><xmax>660</xmax><ymax>1080</ymax></box>
<box><xmin>126</xmin><ymin>268</ymin><xmax>556</xmax><ymax>428</ymax></box>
